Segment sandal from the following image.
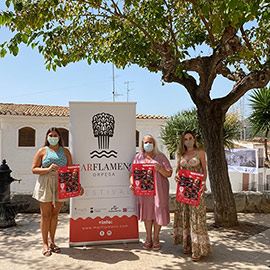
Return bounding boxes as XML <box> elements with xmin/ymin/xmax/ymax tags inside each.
<box><xmin>50</xmin><ymin>243</ymin><xmax>61</xmax><ymax>253</ymax></box>
<box><xmin>152</xmin><ymin>242</ymin><xmax>161</xmax><ymax>251</ymax></box>
<box><xmin>42</xmin><ymin>249</ymin><xmax>52</xmax><ymax>257</ymax></box>
<box><xmin>143</xmin><ymin>240</ymin><xmax>152</xmax><ymax>249</ymax></box>
<box><xmin>191</xmin><ymin>254</ymin><xmax>201</xmax><ymax>262</ymax></box>
<box><xmin>183</xmin><ymin>248</ymin><xmax>191</xmax><ymax>254</ymax></box>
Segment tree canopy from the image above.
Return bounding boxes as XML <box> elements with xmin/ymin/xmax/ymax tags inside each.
<box><xmin>1</xmin><ymin>1</ymin><xmax>270</xmax><ymax>87</ymax></box>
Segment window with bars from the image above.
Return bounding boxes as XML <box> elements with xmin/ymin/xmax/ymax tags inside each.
<box><xmin>18</xmin><ymin>127</ymin><xmax>35</xmax><ymax>147</ymax></box>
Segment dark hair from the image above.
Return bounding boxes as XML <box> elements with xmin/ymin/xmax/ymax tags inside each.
<box><xmin>43</xmin><ymin>127</ymin><xmax>64</xmax><ymax>147</ymax></box>
<box><xmin>177</xmin><ymin>130</ymin><xmax>198</xmax><ymax>158</ymax></box>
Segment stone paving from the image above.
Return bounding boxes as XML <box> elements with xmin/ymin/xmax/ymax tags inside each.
<box><xmin>0</xmin><ymin>213</ymin><xmax>269</xmax><ymax>270</ymax></box>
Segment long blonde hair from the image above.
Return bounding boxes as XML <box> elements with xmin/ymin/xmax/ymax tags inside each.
<box><xmin>141</xmin><ymin>134</ymin><xmax>160</xmax><ymax>155</ymax></box>
<box><xmin>177</xmin><ymin>130</ymin><xmax>198</xmax><ymax>158</ymax></box>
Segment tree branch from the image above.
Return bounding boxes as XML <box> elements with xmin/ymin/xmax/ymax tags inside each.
<box><xmin>165</xmin><ymin>72</ymin><xmax>199</xmax><ymax>103</ymax></box>
<box><xmin>181</xmin><ymin>57</ymin><xmax>204</xmax><ymax>73</ymax></box>
<box><xmin>111</xmin><ymin>0</ymin><xmax>121</xmax><ymax>14</ymax></box>
<box><xmin>240</xmin><ymin>25</ymin><xmax>262</xmax><ymax>68</ymax></box>
<box><xmin>215</xmin><ymin>68</ymin><xmax>270</xmax><ymax>111</ymax></box>
<box><xmin>216</xmin><ymin>64</ymin><xmax>246</xmax><ymax>82</ymax></box>
<box><xmin>163</xmin><ymin>0</ymin><xmax>179</xmax><ymax>56</ymax></box>
<box><xmin>92</xmin><ymin>1</ymin><xmax>160</xmax><ymax>50</ymax></box>
<box><xmin>73</xmin><ymin>0</ymin><xmax>160</xmax><ymax>50</ymax></box>
<box><xmin>187</xmin><ymin>0</ymin><xmax>216</xmax><ymax>47</ymax></box>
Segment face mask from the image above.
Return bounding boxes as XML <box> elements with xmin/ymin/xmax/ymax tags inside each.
<box><xmin>184</xmin><ymin>140</ymin><xmax>195</xmax><ymax>148</ymax></box>
<box><xmin>144</xmin><ymin>142</ymin><xmax>154</xmax><ymax>152</ymax></box>
<box><xmin>48</xmin><ymin>137</ymin><xmax>59</xmax><ymax>146</ymax></box>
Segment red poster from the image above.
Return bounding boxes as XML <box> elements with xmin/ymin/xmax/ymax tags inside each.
<box><xmin>132</xmin><ymin>163</ymin><xmax>156</xmax><ymax>196</ymax></box>
<box><xmin>58</xmin><ymin>165</ymin><xmax>80</xmax><ymax>199</ymax></box>
<box><xmin>176</xmin><ymin>169</ymin><xmax>204</xmax><ymax>206</ymax></box>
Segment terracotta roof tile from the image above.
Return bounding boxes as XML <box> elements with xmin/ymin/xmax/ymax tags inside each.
<box><xmin>0</xmin><ymin>103</ymin><xmax>69</xmax><ymax>117</ymax></box>
<box><xmin>136</xmin><ymin>114</ymin><xmax>168</xmax><ymax>119</ymax></box>
<box><xmin>0</xmin><ymin>103</ymin><xmax>168</xmax><ymax>119</ymax></box>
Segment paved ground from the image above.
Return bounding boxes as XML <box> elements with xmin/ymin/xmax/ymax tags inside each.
<box><xmin>0</xmin><ymin>213</ymin><xmax>269</xmax><ymax>270</ymax></box>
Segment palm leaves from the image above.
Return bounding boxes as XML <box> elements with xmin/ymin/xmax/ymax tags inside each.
<box><xmin>160</xmin><ymin>108</ymin><xmax>241</xmax><ymax>154</ymax></box>
<box><xmin>249</xmin><ymin>87</ymin><xmax>270</xmax><ymax>135</ymax></box>
<box><xmin>249</xmin><ymin>87</ymin><xmax>270</xmax><ymax>161</ymax></box>
<box><xmin>160</xmin><ymin>108</ymin><xmax>201</xmax><ymax>154</ymax></box>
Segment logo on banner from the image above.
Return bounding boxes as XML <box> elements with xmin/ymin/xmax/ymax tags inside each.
<box><xmin>109</xmin><ymin>205</ymin><xmax>121</xmax><ymax>213</ymax></box>
<box><xmin>90</xmin><ymin>112</ymin><xmax>118</xmax><ymax>158</ymax></box>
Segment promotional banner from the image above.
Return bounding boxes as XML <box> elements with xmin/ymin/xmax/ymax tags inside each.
<box><xmin>58</xmin><ymin>165</ymin><xmax>80</xmax><ymax>199</ymax></box>
<box><xmin>225</xmin><ymin>149</ymin><xmax>258</xmax><ymax>174</ymax></box>
<box><xmin>132</xmin><ymin>163</ymin><xmax>156</xmax><ymax>196</ymax></box>
<box><xmin>176</xmin><ymin>169</ymin><xmax>203</xmax><ymax>206</ymax></box>
<box><xmin>69</xmin><ymin>102</ymin><xmax>138</xmax><ymax>246</ymax></box>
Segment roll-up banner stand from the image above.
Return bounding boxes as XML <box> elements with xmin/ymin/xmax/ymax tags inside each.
<box><xmin>69</xmin><ymin>102</ymin><xmax>139</xmax><ymax>246</ymax></box>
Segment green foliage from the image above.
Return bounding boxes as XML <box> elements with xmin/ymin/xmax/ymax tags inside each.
<box><xmin>223</xmin><ymin>112</ymin><xmax>242</xmax><ymax>147</ymax></box>
<box><xmin>160</xmin><ymin>109</ymin><xmax>241</xmax><ymax>154</ymax></box>
<box><xmin>160</xmin><ymin>109</ymin><xmax>201</xmax><ymax>155</ymax></box>
<box><xmin>0</xmin><ymin>0</ymin><xmax>269</xmax><ymax>72</ymax></box>
<box><xmin>249</xmin><ymin>87</ymin><xmax>270</xmax><ymax>136</ymax></box>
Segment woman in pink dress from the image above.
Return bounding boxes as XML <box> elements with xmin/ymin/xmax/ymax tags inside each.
<box><xmin>130</xmin><ymin>134</ymin><xmax>172</xmax><ymax>250</ymax></box>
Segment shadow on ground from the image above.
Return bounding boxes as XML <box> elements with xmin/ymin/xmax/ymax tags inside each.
<box><xmin>0</xmin><ymin>213</ymin><xmax>269</xmax><ymax>270</ymax></box>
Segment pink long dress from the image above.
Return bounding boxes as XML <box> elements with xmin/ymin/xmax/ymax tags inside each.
<box><xmin>132</xmin><ymin>152</ymin><xmax>173</xmax><ymax>226</ymax></box>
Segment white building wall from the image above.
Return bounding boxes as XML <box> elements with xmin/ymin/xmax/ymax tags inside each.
<box><xmin>1</xmin><ymin>115</ymin><xmax>178</xmax><ymax>195</ymax></box>
<box><xmin>4</xmin><ymin>113</ymin><xmax>269</xmax><ymax>196</ymax></box>
<box><xmin>0</xmin><ymin>115</ymin><xmax>70</xmax><ymax>194</ymax></box>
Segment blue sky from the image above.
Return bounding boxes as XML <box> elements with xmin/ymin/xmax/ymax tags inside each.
<box><xmin>0</xmin><ymin>4</ymin><xmax>252</xmax><ymax>118</ymax></box>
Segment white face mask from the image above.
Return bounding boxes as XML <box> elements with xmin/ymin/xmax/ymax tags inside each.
<box><xmin>143</xmin><ymin>142</ymin><xmax>154</xmax><ymax>152</ymax></box>
<box><xmin>48</xmin><ymin>137</ymin><xmax>59</xmax><ymax>146</ymax></box>
<box><xmin>184</xmin><ymin>140</ymin><xmax>195</xmax><ymax>148</ymax></box>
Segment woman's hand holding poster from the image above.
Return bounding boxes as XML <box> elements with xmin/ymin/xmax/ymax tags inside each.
<box><xmin>58</xmin><ymin>164</ymin><xmax>80</xmax><ymax>199</ymax></box>
<box><xmin>176</xmin><ymin>169</ymin><xmax>204</xmax><ymax>206</ymax></box>
<box><xmin>132</xmin><ymin>164</ymin><xmax>156</xmax><ymax>196</ymax></box>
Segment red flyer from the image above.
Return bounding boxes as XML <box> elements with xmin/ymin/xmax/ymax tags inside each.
<box><xmin>132</xmin><ymin>163</ymin><xmax>156</xmax><ymax>196</ymax></box>
<box><xmin>58</xmin><ymin>164</ymin><xmax>80</xmax><ymax>199</ymax></box>
<box><xmin>176</xmin><ymin>169</ymin><xmax>204</xmax><ymax>206</ymax></box>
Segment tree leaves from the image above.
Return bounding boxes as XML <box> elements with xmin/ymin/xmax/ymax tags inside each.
<box><xmin>249</xmin><ymin>87</ymin><xmax>270</xmax><ymax>136</ymax></box>
<box><xmin>0</xmin><ymin>48</ymin><xmax>7</xmax><ymax>58</ymax></box>
<box><xmin>0</xmin><ymin>0</ymin><xmax>268</xmax><ymax>75</ymax></box>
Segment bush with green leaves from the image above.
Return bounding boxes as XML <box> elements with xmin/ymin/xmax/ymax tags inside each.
<box><xmin>161</xmin><ymin>109</ymin><xmax>241</xmax><ymax>155</ymax></box>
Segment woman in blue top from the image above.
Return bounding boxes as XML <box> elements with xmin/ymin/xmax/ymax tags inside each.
<box><xmin>32</xmin><ymin>127</ymin><xmax>82</xmax><ymax>257</ymax></box>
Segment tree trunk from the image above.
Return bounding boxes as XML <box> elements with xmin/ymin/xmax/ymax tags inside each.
<box><xmin>197</xmin><ymin>103</ymin><xmax>238</xmax><ymax>227</ymax></box>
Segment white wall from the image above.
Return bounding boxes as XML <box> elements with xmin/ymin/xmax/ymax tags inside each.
<box><xmin>7</xmin><ymin>113</ymin><xmax>268</xmax><ymax>195</ymax></box>
<box><xmin>0</xmin><ymin>115</ymin><xmax>70</xmax><ymax>194</ymax></box>
<box><xmin>1</xmin><ymin>115</ymin><xmax>178</xmax><ymax>195</ymax></box>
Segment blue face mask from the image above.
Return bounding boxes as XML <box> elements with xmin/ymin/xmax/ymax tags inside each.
<box><xmin>144</xmin><ymin>142</ymin><xmax>154</xmax><ymax>152</ymax></box>
<box><xmin>48</xmin><ymin>137</ymin><xmax>59</xmax><ymax>146</ymax></box>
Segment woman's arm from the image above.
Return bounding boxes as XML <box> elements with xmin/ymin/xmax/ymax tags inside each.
<box><xmin>155</xmin><ymin>163</ymin><xmax>172</xmax><ymax>178</ymax></box>
<box><xmin>63</xmin><ymin>148</ymin><xmax>73</xmax><ymax>166</ymax></box>
<box><xmin>129</xmin><ymin>174</ymin><xmax>134</xmax><ymax>190</ymax></box>
<box><xmin>154</xmin><ymin>155</ymin><xmax>173</xmax><ymax>178</ymax></box>
<box><xmin>199</xmin><ymin>150</ymin><xmax>208</xmax><ymax>191</ymax></box>
<box><xmin>199</xmin><ymin>150</ymin><xmax>207</xmax><ymax>181</ymax></box>
<box><xmin>174</xmin><ymin>157</ymin><xmax>181</xmax><ymax>182</ymax></box>
<box><xmin>32</xmin><ymin>148</ymin><xmax>57</xmax><ymax>175</ymax></box>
